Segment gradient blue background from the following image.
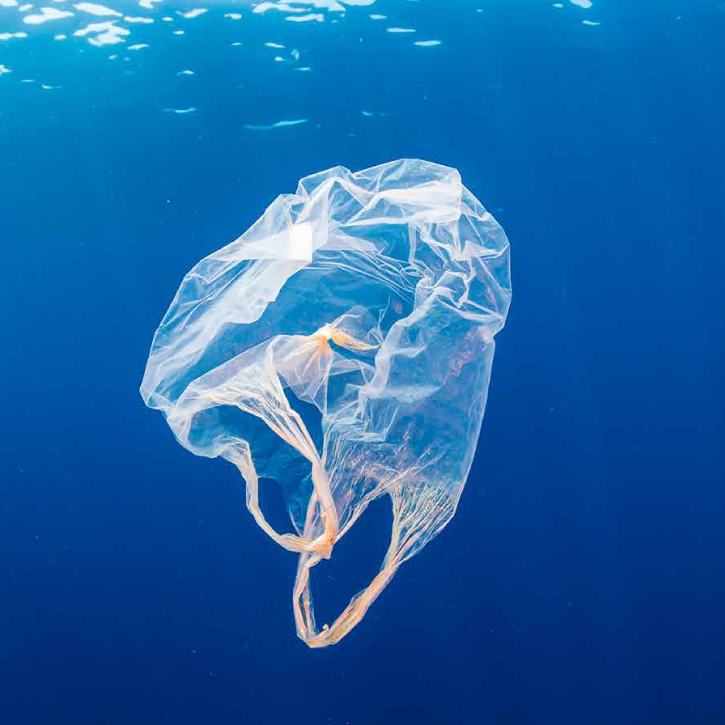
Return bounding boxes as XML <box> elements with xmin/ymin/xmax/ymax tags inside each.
<box><xmin>1</xmin><ymin>1</ymin><xmax>723</xmax><ymax>723</ymax></box>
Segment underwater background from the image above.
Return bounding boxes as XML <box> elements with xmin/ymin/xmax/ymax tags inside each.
<box><xmin>1</xmin><ymin>0</ymin><xmax>724</xmax><ymax>723</ymax></box>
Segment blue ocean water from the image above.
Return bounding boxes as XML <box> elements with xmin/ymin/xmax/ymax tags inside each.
<box><xmin>1</xmin><ymin>1</ymin><xmax>724</xmax><ymax>723</ymax></box>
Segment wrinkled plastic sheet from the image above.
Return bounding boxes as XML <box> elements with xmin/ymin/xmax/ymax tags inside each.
<box><xmin>141</xmin><ymin>159</ymin><xmax>512</xmax><ymax>647</ymax></box>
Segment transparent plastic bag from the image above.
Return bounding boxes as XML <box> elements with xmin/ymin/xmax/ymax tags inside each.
<box><xmin>141</xmin><ymin>159</ymin><xmax>512</xmax><ymax>647</ymax></box>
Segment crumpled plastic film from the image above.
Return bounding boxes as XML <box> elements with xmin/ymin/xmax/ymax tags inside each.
<box><xmin>141</xmin><ymin>159</ymin><xmax>512</xmax><ymax>647</ymax></box>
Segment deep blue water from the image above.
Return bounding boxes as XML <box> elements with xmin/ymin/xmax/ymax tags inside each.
<box><xmin>1</xmin><ymin>1</ymin><xmax>724</xmax><ymax>723</ymax></box>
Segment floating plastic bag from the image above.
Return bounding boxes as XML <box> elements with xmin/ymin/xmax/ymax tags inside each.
<box><xmin>141</xmin><ymin>159</ymin><xmax>512</xmax><ymax>647</ymax></box>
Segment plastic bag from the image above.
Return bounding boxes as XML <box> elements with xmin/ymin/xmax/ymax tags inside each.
<box><xmin>141</xmin><ymin>159</ymin><xmax>512</xmax><ymax>647</ymax></box>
